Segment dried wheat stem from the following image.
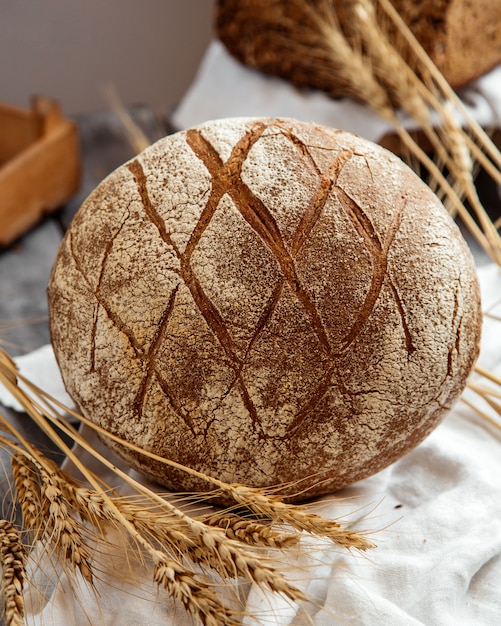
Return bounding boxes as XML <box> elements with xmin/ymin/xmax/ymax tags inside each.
<box><xmin>61</xmin><ymin>405</ymin><xmax>375</xmax><ymax>552</ymax></box>
<box><xmin>461</xmin><ymin>397</ymin><xmax>501</xmax><ymax>431</ymax></box>
<box><xmin>0</xmin><ymin>351</ymin><xmax>17</xmax><ymax>386</ymax></box>
<box><xmin>476</xmin><ymin>393</ymin><xmax>501</xmax><ymax>417</ymax></box>
<box><xmin>461</xmin><ymin>130</ymin><xmax>501</xmax><ymax>187</ymax></box>
<box><xmin>25</xmin><ymin>454</ymin><xmax>241</xmax><ymax>624</ymax></box>
<box><xmin>11</xmin><ymin>377</ymin><xmax>372</xmax><ymax>556</ymax></box>
<box><xmin>294</xmin><ymin>0</ymin><xmax>498</xmax><ymax>262</ymax></box>
<box><xmin>58</xmin><ymin>466</ymin><xmax>302</xmax><ymax>596</ymax></box>
<box><xmin>354</xmin><ymin>0</ymin><xmax>501</xmax><ymax>260</ymax></box>
<box><xmin>440</xmin><ymin>103</ymin><xmax>501</xmax><ymax>254</ymax></box>
<box><xmin>351</xmin><ymin>1</ymin><xmax>470</xmax><ymax>192</ymax></box>
<box><xmin>1</xmin><ymin>388</ymin><xmax>287</xmax><ymax>624</ymax></box>
<box><xmin>69</xmin><ymin>472</ymin><xmax>306</xmax><ymax>601</ymax></box>
<box><xmin>468</xmin><ymin>381</ymin><xmax>501</xmax><ymax>402</ymax></box>
<box><xmin>484</xmin><ymin>312</ymin><xmax>501</xmax><ymax>323</ymax></box>
<box><xmin>389</xmin><ymin>117</ymin><xmax>495</xmax><ymax>256</ymax></box>
<box><xmin>3</xmin><ymin>356</ymin><xmax>373</xmax><ymax>572</ymax></box>
<box><xmin>103</xmin><ymin>84</ymin><xmax>151</xmax><ymax>154</ymax></box>
<box><xmin>59</xmin><ymin>467</ymin><xmax>241</xmax><ymax>624</ymax></box>
<box><xmin>475</xmin><ymin>365</ymin><xmax>501</xmax><ymax>387</ymax></box>
<box><xmin>112</xmin><ymin>484</ymin><xmax>306</xmax><ymax>600</ymax></box>
<box><xmin>0</xmin><ymin>519</ymin><xmax>26</xmax><ymax>626</ymax></box>
<box><xmin>17</xmin><ymin>429</ymin><xmax>264</xmax><ymax>620</ymax></box>
<box><xmin>411</xmin><ymin>81</ymin><xmax>501</xmax><ymax>188</ymax></box>
<box><xmin>58</xmin><ymin>451</ymin><xmax>296</xmax><ymax>595</ymax></box>
<box><xmin>365</xmin><ymin>0</ymin><xmax>501</xmax><ymax>262</ymax></box>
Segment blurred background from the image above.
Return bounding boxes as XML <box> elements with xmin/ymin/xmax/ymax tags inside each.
<box><xmin>1</xmin><ymin>0</ymin><xmax>215</xmax><ymax>116</ymax></box>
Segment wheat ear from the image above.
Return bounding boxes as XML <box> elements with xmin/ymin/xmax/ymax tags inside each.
<box><xmin>200</xmin><ymin>512</ymin><xmax>299</xmax><ymax>549</ymax></box>
<box><xmin>0</xmin><ymin>519</ymin><xmax>26</xmax><ymax>626</ymax></box>
<box><xmin>10</xmin><ymin>454</ymin><xmax>44</xmax><ymax>541</ymax></box>
<box><xmin>24</xmin><ymin>457</ymin><xmax>94</xmax><ymax>585</ymax></box>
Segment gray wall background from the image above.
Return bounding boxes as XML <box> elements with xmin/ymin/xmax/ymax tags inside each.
<box><xmin>1</xmin><ymin>0</ymin><xmax>215</xmax><ymax>116</ymax></box>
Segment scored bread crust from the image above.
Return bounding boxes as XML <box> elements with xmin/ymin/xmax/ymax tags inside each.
<box><xmin>48</xmin><ymin>117</ymin><xmax>481</xmax><ymax>501</ymax></box>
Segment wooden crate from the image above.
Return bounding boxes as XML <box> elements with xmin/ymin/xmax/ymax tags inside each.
<box><xmin>0</xmin><ymin>97</ymin><xmax>80</xmax><ymax>247</ymax></box>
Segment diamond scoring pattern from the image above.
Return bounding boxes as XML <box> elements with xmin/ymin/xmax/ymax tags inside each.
<box><xmin>100</xmin><ymin>120</ymin><xmax>414</xmax><ymax>439</ymax></box>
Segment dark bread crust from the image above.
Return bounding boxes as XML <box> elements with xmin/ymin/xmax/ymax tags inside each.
<box><xmin>215</xmin><ymin>0</ymin><xmax>501</xmax><ymax>95</ymax></box>
<box><xmin>48</xmin><ymin>118</ymin><xmax>482</xmax><ymax>501</ymax></box>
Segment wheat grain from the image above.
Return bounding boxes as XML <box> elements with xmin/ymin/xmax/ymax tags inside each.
<box><xmin>0</xmin><ymin>519</ymin><xmax>25</xmax><ymax>626</ymax></box>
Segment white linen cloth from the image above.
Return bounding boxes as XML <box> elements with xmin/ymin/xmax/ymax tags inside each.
<box><xmin>1</xmin><ymin>265</ymin><xmax>500</xmax><ymax>625</ymax></box>
<box><xmin>171</xmin><ymin>41</ymin><xmax>501</xmax><ymax>140</ymax></box>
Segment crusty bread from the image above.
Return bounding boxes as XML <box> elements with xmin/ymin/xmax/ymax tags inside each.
<box><xmin>48</xmin><ymin>117</ymin><xmax>481</xmax><ymax>501</ymax></box>
<box><xmin>216</xmin><ymin>0</ymin><xmax>501</xmax><ymax>96</ymax></box>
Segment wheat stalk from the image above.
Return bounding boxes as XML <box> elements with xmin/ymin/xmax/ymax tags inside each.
<box><xmin>8</xmin><ymin>359</ymin><xmax>374</xmax><ymax>552</ymax></box>
<box><xmin>3</xmin><ymin>427</ymin><xmax>293</xmax><ymax>624</ymax></box>
<box><xmin>50</xmin><ymin>457</ymin><xmax>305</xmax><ymax>601</ymax></box>
<box><xmin>347</xmin><ymin>0</ymin><xmax>501</xmax><ymax>265</ymax></box>
<box><xmin>0</xmin><ymin>519</ymin><xmax>26</xmax><ymax>626</ymax></box>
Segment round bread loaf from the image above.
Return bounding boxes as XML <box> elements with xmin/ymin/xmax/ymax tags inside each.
<box><xmin>48</xmin><ymin>117</ymin><xmax>481</xmax><ymax>501</ymax></box>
